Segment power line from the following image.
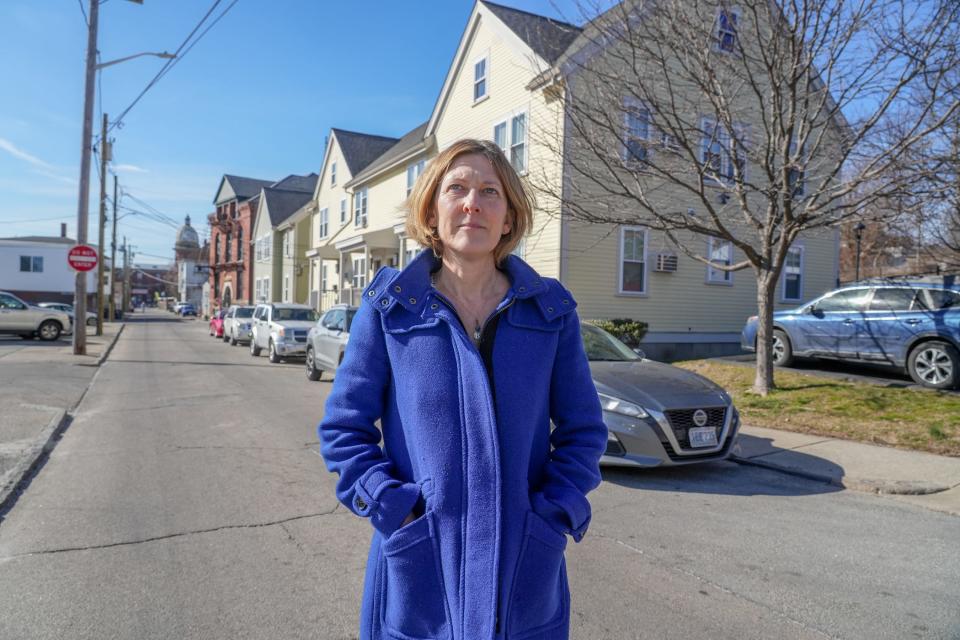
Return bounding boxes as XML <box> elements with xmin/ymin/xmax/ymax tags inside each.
<box><xmin>0</xmin><ymin>215</ymin><xmax>72</xmax><ymax>225</ymax></box>
<box><xmin>109</xmin><ymin>0</ymin><xmax>239</xmax><ymax>134</ymax></box>
<box><xmin>77</xmin><ymin>0</ymin><xmax>89</xmax><ymax>27</ymax></box>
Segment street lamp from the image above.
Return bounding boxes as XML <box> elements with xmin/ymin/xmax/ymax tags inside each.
<box><xmin>854</xmin><ymin>221</ymin><xmax>866</xmax><ymax>283</ymax></box>
<box><xmin>73</xmin><ymin>0</ymin><xmax>173</xmax><ymax>354</ymax></box>
<box><xmin>96</xmin><ymin>51</ymin><xmax>174</xmax><ymax>70</ymax></box>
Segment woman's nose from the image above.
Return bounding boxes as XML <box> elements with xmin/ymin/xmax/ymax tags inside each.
<box><xmin>462</xmin><ymin>188</ymin><xmax>481</xmax><ymax>212</ymax></box>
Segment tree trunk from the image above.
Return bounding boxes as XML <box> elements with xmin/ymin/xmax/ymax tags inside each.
<box><xmin>753</xmin><ymin>273</ymin><xmax>779</xmax><ymax>395</ymax></box>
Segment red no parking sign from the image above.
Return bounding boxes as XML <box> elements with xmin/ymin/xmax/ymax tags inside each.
<box><xmin>68</xmin><ymin>244</ymin><xmax>98</xmax><ymax>272</ymax></box>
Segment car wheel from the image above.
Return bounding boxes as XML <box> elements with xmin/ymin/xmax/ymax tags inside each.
<box><xmin>305</xmin><ymin>347</ymin><xmax>322</xmax><ymax>381</ymax></box>
<box><xmin>268</xmin><ymin>340</ymin><xmax>281</xmax><ymax>363</ymax></box>
<box><xmin>250</xmin><ymin>338</ymin><xmax>261</xmax><ymax>357</ymax></box>
<box><xmin>38</xmin><ymin>320</ymin><xmax>62</xmax><ymax>342</ymax></box>
<box><xmin>230</xmin><ymin>331</ymin><xmax>238</xmax><ymax>346</ymax></box>
<box><xmin>221</xmin><ymin>332</ymin><xmax>229</xmax><ymax>343</ymax></box>
<box><xmin>86</xmin><ymin>317</ymin><xmax>97</xmax><ymax>327</ymax></box>
<box><xmin>907</xmin><ymin>341</ymin><xmax>959</xmax><ymax>390</ymax></box>
<box><xmin>771</xmin><ymin>329</ymin><xmax>794</xmax><ymax>367</ymax></box>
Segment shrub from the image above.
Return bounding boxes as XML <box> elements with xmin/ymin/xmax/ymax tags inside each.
<box><xmin>587</xmin><ymin>318</ymin><xmax>648</xmax><ymax>347</ymax></box>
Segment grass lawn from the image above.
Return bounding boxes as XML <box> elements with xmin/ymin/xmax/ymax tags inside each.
<box><xmin>673</xmin><ymin>360</ymin><xmax>960</xmax><ymax>457</ymax></box>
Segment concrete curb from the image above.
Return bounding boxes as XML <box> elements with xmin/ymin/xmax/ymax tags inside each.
<box><xmin>0</xmin><ymin>409</ymin><xmax>70</xmax><ymax>515</ymax></box>
<box><xmin>95</xmin><ymin>323</ymin><xmax>125</xmax><ymax>367</ymax></box>
<box><xmin>732</xmin><ymin>455</ymin><xmax>951</xmax><ymax>495</ymax></box>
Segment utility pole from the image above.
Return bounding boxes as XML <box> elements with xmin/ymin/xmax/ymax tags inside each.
<box><xmin>96</xmin><ymin>113</ymin><xmax>110</xmax><ymax>336</ymax></box>
<box><xmin>73</xmin><ymin>0</ymin><xmax>99</xmax><ymax>355</ymax></box>
<box><xmin>121</xmin><ymin>237</ymin><xmax>129</xmax><ymax>316</ymax></box>
<box><xmin>109</xmin><ymin>174</ymin><xmax>118</xmax><ymax>323</ymax></box>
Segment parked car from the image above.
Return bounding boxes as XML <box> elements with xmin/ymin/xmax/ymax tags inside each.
<box><xmin>250</xmin><ymin>303</ymin><xmax>319</xmax><ymax>362</ymax></box>
<box><xmin>305</xmin><ymin>304</ymin><xmax>358</xmax><ymax>381</ymax></box>
<box><xmin>208</xmin><ymin>309</ymin><xmax>227</xmax><ymax>338</ymax></box>
<box><xmin>0</xmin><ymin>291</ymin><xmax>72</xmax><ymax>341</ymax></box>
<box><xmin>583</xmin><ymin>322</ymin><xmax>740</xmax><ymax>467</ymax></box>
<box><xmin>222</xmin><ymin>305</ymin><xmax>256</xmax><ymax>346</ymax></box>
<box><xmin>37</xmin><ymin>302</ymin><xmax>97</xmax><ymax>327</ymax></box>
<box><xmin>179</xmin><ymin>303</ymin><xmax>197</xmax><ymax>317</ymax></box>
<box><xmin>741</xmin><ymin>283</ymin><xmax>960</xmax><ymax>390</ymax></box>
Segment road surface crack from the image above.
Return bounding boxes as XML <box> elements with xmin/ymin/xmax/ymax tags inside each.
<box><xmin>2</xmin><ymin>505</ymin><xmax>342</xmax><ymax>559</ymax></box>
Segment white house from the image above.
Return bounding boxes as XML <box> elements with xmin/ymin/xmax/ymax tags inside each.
<box><xmin>0</xmin><ymin>235</ymin><xmax>111</xmax><ymax>307</ymax></box>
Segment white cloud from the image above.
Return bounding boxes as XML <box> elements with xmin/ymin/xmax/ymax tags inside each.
<box><xmin>0</xmin><ymin>137</ymin><xmax>55</xmax><ymax>170</ymax></box>
<box><xmin>112</xmin><ymin>163</ymin><xmax>148</xmax><ymax>174</ymax></box>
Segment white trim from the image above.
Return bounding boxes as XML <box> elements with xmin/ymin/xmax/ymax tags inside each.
<box><xmin>318</xmin><ymin>208</ymin><xmax>329</xmax><ymax>239</ymax></box>
<box><xmin>493</xmin><ymin>108</ymin><xmax>529</xmax><ymax>175</ymax></box>
<box><xmin>472</xmin><ymin>53</ymin><xmax>489</xmax><ymax>103</ymax></box>
<box><xmin>781</xmin><ymin>243</ymin><xmax>805</xmax><ymax>302</ymax></box>
<box><xmin>405</xmin><ymin>159</ymin><xmax>425</xmax><ymax>198</ymax></box>
<box><xmin>340</xmin><ymin>198</ymin><xmax>347</xmax><ymax>224</ymax></box>
<box><xmin>353</xmin><ymin>187</ymin><xmax>368</xmax><ymax>228</ymax></box>
<box><xmin>713</xmin><ymin>6</ymin><xmax>741</xmax><ymax>55</ymax></box>
<box><xmin>617</xmin><ymin>225</ymin><xmax>648</xmax><ymax>295</ymax></box>
<box><xmin>706</xmin><ymin>237</ymin><xmax>734</xmax><ymax>285</ymax></box>
<box><xmin>330</xmin><ymin>161</ymin><xmax>337</xmax><ymax>187</ymax></box>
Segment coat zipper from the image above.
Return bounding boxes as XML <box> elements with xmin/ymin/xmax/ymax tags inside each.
<box><xmin>432</xmin><ymin>291</ymin><xmax>514</xmax><ymax>639</ymax></box>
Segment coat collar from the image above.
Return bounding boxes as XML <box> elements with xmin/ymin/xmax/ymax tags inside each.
<box><xmin>369</xmin><ymin>249</ymin><xmax>548</xmax><ymax>316</ymax></box>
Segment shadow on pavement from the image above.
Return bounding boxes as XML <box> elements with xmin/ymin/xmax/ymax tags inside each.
<box><xmin>602</xmin><ymin>437</ymin><xmax>845</xmax><ymax>497</ymax></box>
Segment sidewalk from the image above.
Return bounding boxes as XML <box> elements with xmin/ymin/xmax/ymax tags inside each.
<box><xmin>734</xmin><ymin>424</ymin><xmax>960</xmax><ymax>516</ymax></box>
<box><xmin>0</xmin><ymin>322</ymin><xmax>125</xmax><ymax>513</ymax></box>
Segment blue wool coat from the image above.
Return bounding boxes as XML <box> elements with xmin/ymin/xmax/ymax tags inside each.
<box><xmin>319</xmin><ymin>249</ymin><xmax>607</xmax><ymax>640</ymax></box>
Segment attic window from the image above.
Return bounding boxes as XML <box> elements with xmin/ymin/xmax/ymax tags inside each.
<box><xmin>474</xmin><ymin>57</ymin><xmax>487</xmax><ymax>102</ymax></box>
<box><xmin>331</xmin><ymin>162</ymin><xmax>337</xmax><ymax>187</ymax></box>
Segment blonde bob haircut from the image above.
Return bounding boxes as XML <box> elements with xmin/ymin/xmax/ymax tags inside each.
<box><xmin>405</xmin><ymin>138</ymin><xmax>534</xmax><ymax>265</ymax></box>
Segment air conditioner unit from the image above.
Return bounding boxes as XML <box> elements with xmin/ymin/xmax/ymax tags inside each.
<box><xmin>654</xmin><ymin>253</ymin><xmax>678</xmax><ymax>272</ymax></box>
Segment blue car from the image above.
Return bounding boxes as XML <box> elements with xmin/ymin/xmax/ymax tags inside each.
<box><xmin>741</xmin><ymin>283</ymin><xmax>960</xmax><ymax>389</ymax></box>
<box><xmin>179</xmin><ymin>303</ymin><xmax>197</xmax><ymax>317</ymax></box>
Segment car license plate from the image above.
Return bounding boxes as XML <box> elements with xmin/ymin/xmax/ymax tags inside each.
<box><xmin>689</xmin><ymin>427</ymin><xmax>718</xmax><ymax>448</ymax></box>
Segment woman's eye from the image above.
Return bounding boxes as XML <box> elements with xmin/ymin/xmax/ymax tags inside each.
<box><xmin>483</xmin><ymin>187</ymin><xmax>500</xmax><ymax>196</ymax></box>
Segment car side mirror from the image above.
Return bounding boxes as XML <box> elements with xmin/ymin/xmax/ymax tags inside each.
<box><xmin>633</xmin><ymin>347</ymin><xmax>646</xmax><ymax>359</ymax></box>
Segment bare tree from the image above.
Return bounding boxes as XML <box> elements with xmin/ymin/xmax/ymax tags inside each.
<box><xmin>532</xmin><ymin>0</ymin><xmax>960</xmax><ymax>394</ymax></box>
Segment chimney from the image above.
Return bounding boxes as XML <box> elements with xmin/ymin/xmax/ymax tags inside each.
<box><xmin>60</xmin><ymin>223</ymin><xmax>67</xmax><ymax>238</ymax></box>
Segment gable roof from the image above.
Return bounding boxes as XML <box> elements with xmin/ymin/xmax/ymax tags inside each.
<box><xmin>332</xmin><ymin>129</ymin><xmax>401</xmax><ymax>176</ymax></box>
<box><xmin>481</xmin><ymin>1</ymin><xmax>581</xmax><ymax>64</ymax></box>
<box><xmin>261</xmin><ymin>187</ymin><xmax>315</xmax><ymax>227</ymax></box>
<box><xmin>347</xmin><ymin>121</ymin><xmax>431</xmax><ymax>186</ymax></box>
<box><xmin>218</xmin><ymin>174</ymin><xmax>275</xmax><ymax>204</ymax></box>
<box><xmin>271</xmin><ymin>173</ymin><xmax>319</xmax><ymax>193</ymax></box>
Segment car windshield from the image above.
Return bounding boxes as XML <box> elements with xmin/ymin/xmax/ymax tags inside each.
<box><xmin>235</xmin><ymin>307</ymin><xmax>254</xmax><ymax>318</ymax></box>
<box><xmin>580</xmin><ymin>323</ymin><xmax>641</xmax><ymax>362</ymax></box>
<box><xmin>274</xmin><ymin>308</ymin><xmax>319</xmax><ymax>322</ymax></box>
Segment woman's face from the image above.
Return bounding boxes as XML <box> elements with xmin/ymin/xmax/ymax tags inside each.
<box><xmin>430</xmin><ymin>153</ymin><xmax>511</xmax><ymax>261</ymax></box>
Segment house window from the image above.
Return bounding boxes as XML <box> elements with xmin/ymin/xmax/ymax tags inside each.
<box><xmin>284</xmin><ymin>231</ymin><xmax>292</xmax><ymax>258</ymax></box>
<box><xmin>494</xmin><ymin>122</ymin><xmax>507</xmax><ymax>150</ymax></box>
<box><xmin>19</xmin><ymin>256</ymin><xmax>43</xmax><ymax>272</ymax></box>
<box><xmin>512</xmin><ymin>237</ymin><xmax>525</xmax><ymax>259</ymax></box>
<box><xmin>623</xmin><ymin>101</ymin><xmax>652</xmax><ymax>163</ymax></box>
<box><xmin>510</xmin><ymin>113</ymin><xmax>527</xmax><ymax>172</ymax></box>
<box><xmin>352</xmin><ymin>256</ymin><xmax>366</xmax><ymax>289</ymax></box>
<box><xmin>619</xmin><ymin>226</ymin><xmax>647</xmax><ymax>294</ymax></box>
<box><xmin>474</xmin><ymin>57</ymin><xmax>487</xmax><ymax>102</ymax></box>
<box><xmin>715</xmin><ymin>9</ymin><xmax>739</xmax><ymax>53</ymax></box>
<box><xmin>782</xmin><ymin>245</ymin><xmax>804</xmax><ymax>301</ymax></box>
<box><xmin>354</xmin><ymin>188</ymin><xmax>368</xmax><ymax>227</ymax></box>
<box><xmin>284</xmin><ymin>275</ymin><xmax>290</xmax><ymax>301</ymax></box>
<box><xmin>701</xmin><ymin>118</ymin><xmax>746</xmax><ymax>185</ymax></box>
<box><xmin>340</xmin><ymin>198</ymin><xmax>347</xmax><ymax>224</ymax></box>
<box><xmin>255</xmin><ymin>278</ymin><xmax>261</xmax><ymax>302</ymax></box>
<box><xmin>321</xmin><ymin>264</ymin><xmax>329</xmax><ymax>291</ymax></box>
<box><xmin>707</xmin><ymin>237</ymin><xmax>733</xmax><ymax>283</ymax></box>
<box><xmin>331</xmin><ymin>162</ymin><xmax>337</xmax><ymax>186</ymax></box>
<box><xmin>406</xmin><ymin>160</ymin><xmax>425</xmax><ymax>197</ymax></box>
<box><xmin>236</xmin><ymin>272</ymin><xmax>242</xmax><ymax>299</ymax></box>
<box><xmin>214</xmin><ymin>234</ymin><xmax>220</xmax><ymax>263</ymax></box>
<box><xmin>319</xmin><ymin>208</ymin><xmax>329</xmax><ymax>239</ymax></box>
<box><xmin>225</xmin><ymin>231</ymin><xmax>232</xmax><ymax>262</ymax></box>
<box><xmin>237</xmin><ymin>226</ymin><xmax>243</xmax><ymax>261</ymax></box>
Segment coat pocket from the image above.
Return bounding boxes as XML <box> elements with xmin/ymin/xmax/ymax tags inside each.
<box><xmin>507</xmin><ymin>510</ymin><xmax>569</xmax><ymax>638</ymax></box>
<box><xmin>380</xmin><ymin>509</ymin><xmax>451</xmax><ymax>640</ymax></box>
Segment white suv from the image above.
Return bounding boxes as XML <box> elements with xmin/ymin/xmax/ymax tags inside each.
<box><xmin>250</xmin><ymin>303</ymin><xmax>319</xmax><ymax>363</ymax></box>
<box><xmin>0</xmin><ymin>291</ymin><xmax>72</xmax><ymax>341</ymax></box>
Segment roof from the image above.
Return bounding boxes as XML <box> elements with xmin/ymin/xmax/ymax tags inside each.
<box><xmin>270</xmin><ymin>173</ymin><xmax>319</xmax><ymax>193</ymax></box>
<box><xmin>0</xmin><ymin>235</ymin><xmax>77</xmax><ymax>245</ymax></box>
<box><xmin>348</xmin><ymin>122</ymin><xmax>430</xmax><ymax>185</ymax></box>
<box><xmin>332</xmin><ymin>129</ymin><xmax>401</xmax><ymax>176</ymax></box>
<box><xmin>481</xmin><ymin>1</ymin><xmax>582</xmax><ymax>64</ymax></box>
<box><xmin>222</xmin><ymin>175</ymin><xmax>275</xmax><ymax>200</ymax></box>
<box><xmin>261</xmin><ymin>187</ymin><xmax>314</xmax><ymax>227</ymax></box>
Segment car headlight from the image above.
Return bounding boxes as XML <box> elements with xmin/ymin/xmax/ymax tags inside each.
<box><xmin>276</xmin><ymin>327</ymin><xmax>285</xmax><ymax>338</ymax></box>
<box><xmin>598</xmin><ymin>393</ymin><xmax>649</xmax><ymax>419</ymax></box>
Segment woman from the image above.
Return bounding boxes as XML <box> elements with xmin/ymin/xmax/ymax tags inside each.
<box><xmin>319</xmin><ymin>139</ymin><xmax>607</xmax><ymax>640</ymax></box>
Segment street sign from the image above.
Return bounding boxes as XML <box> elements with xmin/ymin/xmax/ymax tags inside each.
<box><xmin>68</xmin><ymin>244</ymin><xmax>98</xmax><ymax>272</ymax></box>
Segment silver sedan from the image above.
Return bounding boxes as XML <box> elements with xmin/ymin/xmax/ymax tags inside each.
<box><xmin>582</xmin><ymin>322</ymin><xmax>740</xmax><ymax>467</ymax></box>
<box><xmin>305</xmin><ymin>304</ymin><xmax>357</xmax><ymax>381</ymax></box>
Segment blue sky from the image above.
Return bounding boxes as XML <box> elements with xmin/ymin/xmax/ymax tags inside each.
<box><xmin>0</xmin><ymin>1</ymin><xmax>580</xmax><ymax>265</ymax></box>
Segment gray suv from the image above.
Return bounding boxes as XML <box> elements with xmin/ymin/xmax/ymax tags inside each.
<box><xmin>250</xmin><ymin>303</ymin><xmax>318</xmax><ymax>363</ymax></box>
<box><xmin>305</xmin><ymin>304</ymin><xmax>357</xmax><ymax>381</ymax></box>
<box><xmin>0</xmin><ymin>291</ymin><xmax>72</xmax><ymax>341</ymax></box>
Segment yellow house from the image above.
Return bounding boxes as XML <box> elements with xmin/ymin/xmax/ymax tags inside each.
<box><xmin>303</xmin><ymin>0</ymin><xmax>840</xmax><ymax>360</ymax></box>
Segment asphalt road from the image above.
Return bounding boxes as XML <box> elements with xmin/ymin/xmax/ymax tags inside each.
<box><xmin>0</xmin><ymin>312</ymin><xmax>957</xmax><ymax>640</ymax></box>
